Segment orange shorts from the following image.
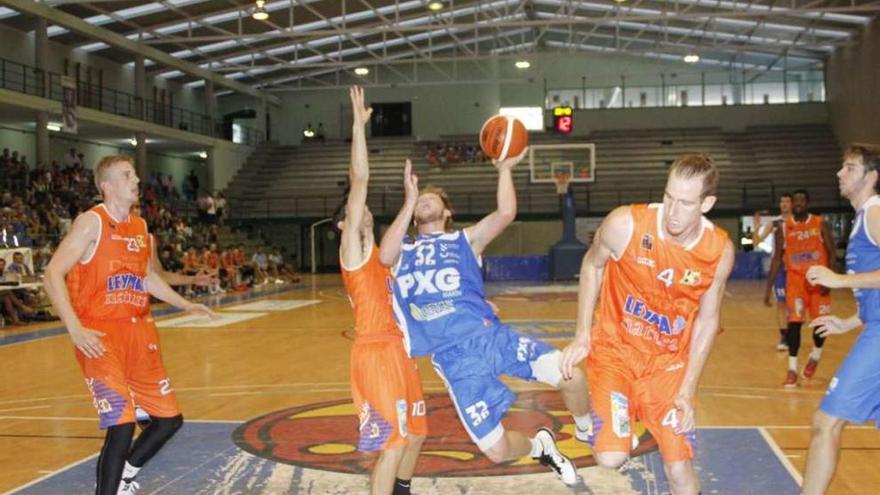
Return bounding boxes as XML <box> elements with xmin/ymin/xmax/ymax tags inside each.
<box><xmin>75</xmin><ymin>315</ymin><xmax>180</xmax><ymax>429</ymax></box>
<box><xmin>351</xmin><ymin>336</ymin><xmax>427</xmax><ymax>452</ymax></box>
<box><xmin>586</xmin><ymin>347</ymin><xmax>694</xmax><ymax>463</ymax></box>
<box><xmin>786</xmin><ymin>272</ymin><xmax>832</xmax><ymax>323</ymax></box>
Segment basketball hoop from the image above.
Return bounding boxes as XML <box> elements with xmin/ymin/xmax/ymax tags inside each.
<box><xmin>553</xmin><ymin>174</ymin><xmax>571</xmax><ymax>195</ymax></box>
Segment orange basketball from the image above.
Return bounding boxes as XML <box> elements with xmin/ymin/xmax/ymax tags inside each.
<box><xmin>479</xmin><ymin>115</ymin><xmax>528</xmax><ymax>161</ymax></box>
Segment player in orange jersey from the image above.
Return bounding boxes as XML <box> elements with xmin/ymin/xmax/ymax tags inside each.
<box><xmin>44</xmin><ymin>155</ymin><xmax>216</xmax><ymax>495</ymax></box>
<box><xmin>335</xmin><ymin>86</ymin><xmax>426</xmax><ymax>495</ymax></box>
<box><xmin>765</xmin><ymin>189</ymin><xmax>837</xmax><ymax>387</ymax></box>
<box><xmin>561</xmin><ymin>154</ymin><xmax>734</xmax><ymax>495</ymax></box>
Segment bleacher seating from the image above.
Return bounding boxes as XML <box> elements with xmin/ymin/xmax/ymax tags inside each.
<box><xmin>226</xmin><ymin>124</ymin><xmax>843</xmax><ymax>219</ymax></box>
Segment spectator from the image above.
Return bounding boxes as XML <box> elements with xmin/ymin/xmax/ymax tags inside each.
<box><xmin>214</xmin><ymin>192</ymin><xmax>226</xmax><ymax>225</ymax></box>
<box><xmin>252</xmin><ymin>246</ymin><xmax>270</xmax><ymax>285</ymax></box>
<box><xmin>185</xmin><ymin>170</ymin><xmax>199</xmax><ymax>201</ymax></box>
<box><xmin>63</xmin><ymin>147</ymin><xmax>80</xmax><ymax>168</ymax></box>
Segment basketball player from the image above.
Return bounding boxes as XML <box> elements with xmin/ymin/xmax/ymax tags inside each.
<box><xmin>801</xmin><ymin>144</ymin><xmax>880</xmax><ymax>495</ymax></box>
<box><xmin>560</xmin><ymin>154</ymin><xmax>734</xmax><ymax>495</ymax></box>
<box><xmin>765</xmin><ymin>189</ymin><xmax>837</xmax><ymax>387</ymax></box>
<box><xmin>754</xmin><ymin>193</ymin><xmax>793</xmax><ymax>350</ymax></box>
<box><xmin>44</xmin><ymin>155</ymin><xmax>216</xmax><ymax>495</ymax></box>
<box><xmin>381</xmin><ymin>144</ymin><xmax>590</xmax><ymax>487</ymax></box>
<box><xmin>336</xmin><ymin>86</ymin><xmax>426</xmax><ymax>495</ymax></box>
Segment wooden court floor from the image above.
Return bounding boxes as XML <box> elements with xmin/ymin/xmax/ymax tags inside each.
<box><xmin>0</xmin><ymin>277</ymin><xmax>877</xmax><ymax>494</ymax></box>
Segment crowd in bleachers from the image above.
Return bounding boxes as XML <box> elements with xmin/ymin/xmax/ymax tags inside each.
<box><xmin>0</xmin><ymin>146</ymin><xmax>300</xmax><ymax>327</ymax></box>
<box><xmin>424</xmin><ymin>141</ymin><xmax>489</xmax><ymax>167</ymax></box>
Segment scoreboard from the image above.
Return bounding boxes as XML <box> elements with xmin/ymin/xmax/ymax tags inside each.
<box><xmin>553</xmin><ymin>106</ymin><xmax>573</xmax><ymax>134</ymax></box>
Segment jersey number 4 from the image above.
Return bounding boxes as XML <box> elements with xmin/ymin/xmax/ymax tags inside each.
<box><xmin>657</xmin><ymin>268</ymin><xmax>674</xmax><ymax>288</ymax></box>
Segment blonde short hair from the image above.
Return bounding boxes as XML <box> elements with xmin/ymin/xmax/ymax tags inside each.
<box><xmin>669</xmin><ymin>153</ymin><xmax>719</xmax><ymax>198</ymax></box>
<box><xmin>94</xmin><ymin>155</ymin><xmax>134</xmax><ymax>194</ymax></box>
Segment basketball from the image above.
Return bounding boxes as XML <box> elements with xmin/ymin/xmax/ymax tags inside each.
<box><xmin>479</xmin><ymin>115</ymin><xmax>528</xmax><ymax>161</ymax></box>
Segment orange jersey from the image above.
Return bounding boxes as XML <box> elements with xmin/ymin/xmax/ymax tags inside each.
<box><xmin>182</xmin><ymin>252</ymin><xmax>200</xmax><ymax>270</ymax></box>
<box><xmin>202</xmin><ymin>251</ymin><xmax>220</xmax><ymax>269</ymax></box>
<box><xmin>592</xmin><ymin>204</ymin><xmax>729</xmax><ymax>356</ymax></box>
<box><xmin>341</xmin><ymin>245</ymin><xmax>401</xmax><ymax>340</ymax></box>
<box><xmin>783</xmin><ymin>214</ymin><xmax>828</xmax><ymax>275</ymax></box>
<box><xmin>66</xmin><ymin>204</ymin><xmax>152</xmax><ymax>320</ymax></box>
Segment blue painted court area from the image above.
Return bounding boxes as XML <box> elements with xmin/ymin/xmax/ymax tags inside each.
<box><xmin>11</xmin><ymin>423</ymin><xmax>800</xmax><ymax>494</ymax></box>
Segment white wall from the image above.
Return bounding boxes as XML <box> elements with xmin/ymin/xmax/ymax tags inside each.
<box><xmin>0</xmin><ymin>23</ymin><xmax>202</xmax><ymax>114</ymax></box>
<box><xmin>253</xmin><ymin>51</ymin><xmax>830</xmax><ymax>145</ymax></box>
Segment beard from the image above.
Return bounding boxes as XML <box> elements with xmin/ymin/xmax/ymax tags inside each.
<box><xmin>415</xmin><ymin>206</ymin><xmax>444</xmax><ymax>225</ymax></box>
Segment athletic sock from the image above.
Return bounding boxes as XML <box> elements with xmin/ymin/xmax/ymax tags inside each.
<box><xmin>121</xmin><ymin>461</ymin><xmax>140</xmax><ymax>481</ymax></box>
<box><xmin>573</xmin><ymin>414</ymin><xmax>592</xmax><ymax>432</ymax></box>
<box><xmin>529</xmin><ymin>437</ymin><xmax>542</xmax><ymax>457</ymax></box>
<box><xmin>392</xmin><ymin>478</ymin><xmax>411</xmax><ymax>495</ymax></box>
<box><xmin>810</xmin><ymin>347</ymin><xmax>823</xmax><ymax>361</ymax></box>
<box><xmin>788</xmin><ymin>356</ymin><xmax>798</xmax><ymax>372</ymax></box>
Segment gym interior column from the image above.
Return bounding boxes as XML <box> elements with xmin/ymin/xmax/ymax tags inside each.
<box><xmin>35</xmin><ymin>16</ymin><xmax>50</xmax><ymax>171</ymax></box>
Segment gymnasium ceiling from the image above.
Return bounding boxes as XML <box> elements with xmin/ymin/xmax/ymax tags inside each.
<box><xmin>0</xmin><ymin>0</ymin><xmax>878</xmax><ymax>94</ymax></box>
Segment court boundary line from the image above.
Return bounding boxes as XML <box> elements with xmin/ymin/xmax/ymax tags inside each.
<box><xmin>4</xmin><ymin>452</ymin><xmax>99</xmax><ymax>495</ymax></box>
<box><xmin>0</xmin><ymin>285</ymin><xmax>306</xmax><ymax>348</ymax></box>
<box><xmin>759</xmin><ymin>427</ymin><xmax>804</xmax><ymax>486</ymax></box>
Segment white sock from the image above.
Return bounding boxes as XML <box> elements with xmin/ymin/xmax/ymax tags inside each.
<box><xmin>788</xmin><ymin>356</ymin><xmax>798</xmax><ymax>372</ymax></box>
<box><xmin>529</xmin><ymin>437</ymin><xmax>542</xmax><ymax>457</ymax></box>
<box><xmin>573</xmin><ymin>414</ymin><xmax>592</xmax><ymax>431</ymax></box>
<box><xmin>121</xmin><ymin>462</ymin><xmax>140</xmax><ymax>481</ymax></box>
<box><xmin>810</xmin><ymin>348</ymin><xmax>823</xmax><ymax>361</ymax></box>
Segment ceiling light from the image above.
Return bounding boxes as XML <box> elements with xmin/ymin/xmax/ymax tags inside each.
<box><xmin>613</xmin><ymin>0</ymin><xmax>627</xmax><ymax>3</ymax></box>
<box><xmin>303</xmin><ymin>129</ymin><xmax>315</xmax><ymax>138</ymax></box>
<box><xmin>198</xmin><ymin>151</ymin><xmax>208</xmax><ymax>159</ymax></box>
<box><xmin>427</xmin><ymin>1</ymin><xmax>444</xmax><ymax>11</ymax></box>
<box><xmin>515</xmin><ymin>60</ymin><xmax>531</xmax><ymax>69</ymax></box>
<box><xmin>683</xmin><ymin>54</ymin><xmax>700</xmax><ymax>63</ymax></box>
<box><xmin>252</xmin><ymin>0</ymin><xmax>269</xmax><ymax>21</ymax></box>
<box><xmin>354</xmin><ymin>67</ymin><xmax>370</xmax><ymax>76</ymax></box>
<box><xmin>129</xmin><ymin>138</ymin><xmax>138</xmax><ymax>146</ymax></box>
<box><xmin>46</xmin><ymin>122</ymin><xmax>62</xmax><ymax>132</ymax></box>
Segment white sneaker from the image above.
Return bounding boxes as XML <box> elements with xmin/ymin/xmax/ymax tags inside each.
<box><xmin>117</xmin><ymin>479</ymin><xmax>140</xmax><ymax>495</ymax></box>
<box><xmin>533</xmin><ymin>428</ymin><xmax>580</xmax><ymax>486</ymax></box>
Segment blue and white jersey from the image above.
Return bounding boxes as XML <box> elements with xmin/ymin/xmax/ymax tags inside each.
<box><xmin>847</xmin><ymin>196</ymin><xmax>880</xmax><ymax>323</ymax></box>
<box><xmin>392</xmin><ymin>230</ymin><xmax>498</xmax><ymax>357</ymax></box>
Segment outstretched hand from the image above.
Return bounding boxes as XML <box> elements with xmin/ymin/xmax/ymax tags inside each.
<box><xmin>350</xmin><ymin>85</ymin><xmax>372</xmax><ymax>127</ymax></box>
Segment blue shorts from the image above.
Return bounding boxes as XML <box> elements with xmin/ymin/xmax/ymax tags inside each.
<box><xmin>431</xmin><ymin>324</ymin><xmax>558</xmax><ymax>450</ymax></box>
<box><xmin>774</xmin><ymin>268</ymin><xmax>787</xmax><ymax>302</ymax></box>
<box><xmin>820</xmin><ymin>324</ymin><xmax>880</xmax><ymax>426</ymax></box>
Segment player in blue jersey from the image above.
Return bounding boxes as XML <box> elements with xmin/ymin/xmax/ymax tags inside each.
<box><xmin>802</xmin><ymin>143</ymin><xmax>880</xmax><ymax>495</ymax></box>
<box><xmin>378</xmin><ymin>151</ymin><xmax>591</xmax><ymax>487</ymax></box>
<box><xmin>756</xmin><ymin>193</ymin><xmax>793</xmax><ymax>351</ymax></box>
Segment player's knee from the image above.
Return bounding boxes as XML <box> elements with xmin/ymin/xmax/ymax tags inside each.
<box><xmin>482</xmin><ymin>443</ymin><xmax>507</xmax><ymax>464</ymax></box>
<box><xmin>531</xmin><ymin>351</ymin><xmax>563</xmax><ymax>387</ymax></box>
<box><xmin>594</xmin><ymin>451</ymin><xmax>628</xmax><ymax>470</ymax></box>
<box><xmin>153</xmin><ymin>414</ymin><xmax>184</xmax><ymax>439</ymax></box>
<box><xmin>408</xmin><ymin>434</ymin><xmax>426</xmax><ymax>449</ymax></box>
<box><xmin>811</xmin><ymin>410</ymin><xmax>844</xmax><ymax>436</ymax></box>
<box><xmin>664</xmin><ymin>460</ymin><xmax>697</xmax><ymax>492</ymax></box>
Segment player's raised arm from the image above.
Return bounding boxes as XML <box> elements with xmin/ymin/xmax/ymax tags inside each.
<box><xmin>464</xmin><ymin>148</ymin><xmax>527</xmax><ymax>256</ymax></box>
<box><xmin>340</xmin><ymin>85</ymin><xmax>373</xmax><ymax>268</ymax></box>
<box><xmin>674</xmin><ymin>239</ymin><xmax>734</xmax><ymax>434</ymax></box>
<box><xmin>560</xmin><ymin>206</ymin><xmax>632</xmax><ymax>380</ymax></box>
<box><xmin>379</xmin><ymin>160</ymin><xmax>418</xmax><ymax>267</ymax></box>
<box><xmin>809</xmin><ymin>204</ymin><xmax>880</xmax><ymax>289</ymax></box>
<box><xmin>44</xmin><ymin>211</ymin><xmax>106</xmax><ymax>358</ymax></box>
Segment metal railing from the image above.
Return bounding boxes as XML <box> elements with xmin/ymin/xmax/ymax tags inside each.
<box><xmin>224</xmin><ymin>181</ymin><xmax>830</xmax><ymax>221</ymax></box>
<box><xmin>0</xmin><ymin>57</ymin><xmax>264</xmax><ymax>145</ymax></box>
<box><xmin>547</xmin><ymin>78</ymin><xmax>826</xmax><ymax>110</ymax></box>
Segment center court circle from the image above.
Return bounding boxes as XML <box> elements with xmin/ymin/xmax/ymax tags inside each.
<box><xmin>233</xmin><ymin>391</ymin><xmax>657</xmax><ymax>477</ymax></box>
